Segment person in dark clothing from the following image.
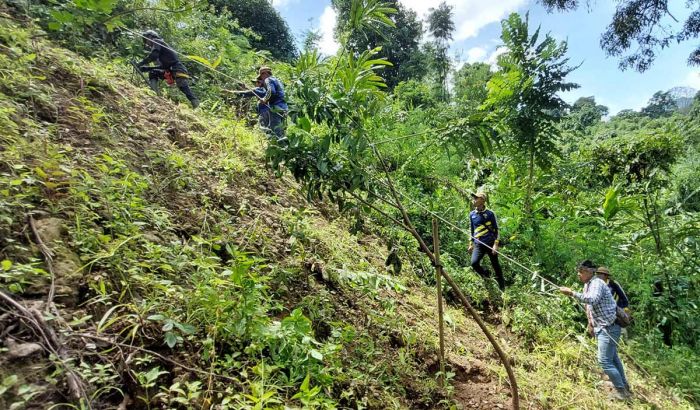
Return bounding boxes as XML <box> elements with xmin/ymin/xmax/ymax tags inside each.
<box><xmin>468</xmin><ymin>192</ymin><xmax>505</xmax><ymax>290</ymax></box>
<box><xmin>595</xmin><ymin>266</ymin><xmax>629</xmax><ymax>308</ymax></box>
<box><xmin>138</xmin><ymin>30</ymin><xmax>199</xmax><ymax>108</ymax></box>
<box><xmin>652</xmin><ymin>280</ymin><xmax>674</xmax><ymax>347</ymax></box>
<box><xmin>257</xmin><ymin>66</ymin><xmax>288</xmax><ymax>142</ymax></box>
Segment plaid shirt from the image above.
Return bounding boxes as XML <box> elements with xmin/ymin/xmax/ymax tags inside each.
<box><xmin>574</xmin><ymin>276</ymin><xmax>617</xmax><ymax>331</ymax></box>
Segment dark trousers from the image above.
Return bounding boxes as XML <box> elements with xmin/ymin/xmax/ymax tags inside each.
<box><xmin>471</xmin><ymin>242</ymin><xmax>505</xmax><ymax>290</ymax></box>
<box><xmin>148</xmin><ymin>70</ymin><xmax>198</xmax><ymax>107</ymax></box>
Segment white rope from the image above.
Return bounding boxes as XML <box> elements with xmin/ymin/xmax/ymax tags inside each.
<box><xmin>337</xmin><ymin>152</ymin><xmax>561</xmax><ymax>290</ymax></box>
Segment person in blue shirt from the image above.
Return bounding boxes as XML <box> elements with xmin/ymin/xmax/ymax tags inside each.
<box><xmin>468</xmin><ymin>192</ymin><xmax>505</xmax><ymax>290</ymax></box>
<box><xmin>233</xmin><ymin>79</ymin><xmax>269</xmax><ymax>129</ymax></box>
<box><xmin>257</xmin><ymin>66</ymin><xmax>288</xmax><ymax>143</ymax></box>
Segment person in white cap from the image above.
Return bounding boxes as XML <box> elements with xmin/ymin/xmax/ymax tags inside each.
<box><xmin>468</xmin><ymin>192</ymin><xmax>505</xmax><ymax>290</ymax></box>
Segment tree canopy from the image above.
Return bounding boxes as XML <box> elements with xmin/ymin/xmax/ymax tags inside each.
<box><xmin>538</xmin><ymin>0</ymin><xmax>700</xmax><ymax>71</ymax></box>
<box><xmin>209</xmin><ymin>0</ymin><xmax>297</xmax><ymax>62</ymax></box>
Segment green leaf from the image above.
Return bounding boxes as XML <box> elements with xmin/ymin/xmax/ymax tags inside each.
<box><xmin>1</xmin><ymin>260</ymin><xmax>12</xmax><ymax>271</ymax></box>
<box><xmin>211</xmin><ymin>55</ymin><xmax>223</xmax><ymax>69</ymax></box>
<box><xmin>300</xmin><ymin>372</ymin><xmax>311</xmax><ymax>391</ymax></box>
<box><xmin>186</xmin><ymin>55</ymin><xmax>213</xmax><ymax>68</ymax></box>
<box><xmin>309</xmin><ymin>349</ymin><xmax>323</xmax><ymax>361</ymax></box>
<box><xmin>164</xmin><ymin>332</ymin><xmax>178</xmax><ymax>348</ymax></box>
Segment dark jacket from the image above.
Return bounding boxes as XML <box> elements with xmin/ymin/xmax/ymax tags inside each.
<box><xmin>139</xmin><ymin>39</ymin><xmax>187</xmax><ymax>73</ymax></box>
<box><xmin>607</xmin><ymin>279</ymin><xmax>629</xmax><ymax>309</ymax></box>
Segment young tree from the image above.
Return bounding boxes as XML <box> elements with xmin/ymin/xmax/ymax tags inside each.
<box><xmin>538</xmin><ymin>0</ymin><xmax>700</xmax><ymax>71</ymax></box>
<box><xmin>332</xmin><ymin>0</ymin><xmax>426</xmax><ymax>88</ymax></box>
<box><xmin>427</xmin><ymin>2</ymin><xmax>455</xmax><ymax>100</ymax></box>
<box><xmin>483</xmin><ymin>13</ymin><xmax>579</xmax><ymax>215</ymax></box>
<box><xmin>302</xmin><ymin>28</ymin><xmax>322</xmax><ymax>52</ymax></box>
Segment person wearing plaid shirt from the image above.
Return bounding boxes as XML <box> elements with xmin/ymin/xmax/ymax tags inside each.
<box><xmin>560</xmin><ymin>260</ymin><xmax>631</xmax><ymax>401</ymax></box>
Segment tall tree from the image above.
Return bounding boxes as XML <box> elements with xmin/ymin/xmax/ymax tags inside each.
<box><xmin>538</xmin><ymin>0</ymin><xmax>700</xmax><ymax>71</ymax></box>
<box><xmin>564</xmin><ymin>96</ymin><xmax>609</xmax><ymax>133</ymax></box>
<box><xmin>483</xmin><ymin>13</ymin><xmax>579</xmax><ymax>214</ymax></box>
<box><xmin>453</xmin><ymin>62</ymin><xmax>493</xmax><ymax>110</ymax></box>
<box><xmin>641</xmin><ymin>91</ymin><xmax>678</xmax><ymax>118</ymax></box>
<box><xmin>332</xmin><ymin>0</ymin><xmax>426</xmax><ymax>88</ymax></box>
<box><xmin>209</xmin><ymin>0</ymin><xmax>297</xmax><ymax>62</ymax></box>
<box><xmin>427</xmin><ymin>2</ymin><xmax>455</xmax><ymax>100</ymax></box>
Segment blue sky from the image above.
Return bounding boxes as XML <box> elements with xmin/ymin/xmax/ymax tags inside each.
<box><xmin>272</xmin><ymin>0</ymin><xmax>700</xmax><ymax>114</ymax></box>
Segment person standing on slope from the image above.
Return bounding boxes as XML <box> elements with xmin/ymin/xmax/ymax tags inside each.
<box><xmin>138</xmin><ymin>30</ymin><xmax>200</xmax><ymax>108</ymax></box>
<box><xmin>560</xmin><ymin>260</ymin><xmax>631</xmax><ymax>401</ymax></box>
<box><xmin>468</xmin><ymin>192</ymin><xmax>506</xmax><ymax>290</ymax></box>
<box><xmin>232</xmin><ymin>78</ymin><xmax>270</xmax><ymax>131</ymax></box>
<box><xmin>257</xmin><ymin>66</ymin><xmax>288</xmax><ymax>143</ymax></box>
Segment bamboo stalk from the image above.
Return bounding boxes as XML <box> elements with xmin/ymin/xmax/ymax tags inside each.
<box><xmin>371</xmin><ymin>145</ymin><xmax>520</xmax><ymax>410</ymax></box>
<box><xmin>432</xmin><ymin>218</ymin><xmax>446</xmax><ymax>388</ymax></box>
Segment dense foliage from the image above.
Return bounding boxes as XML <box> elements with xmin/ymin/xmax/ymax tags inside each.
<box><xmin>2</xmin><ymin>0</ymin><xmax>699</xmax><ymax>408</ymax></box>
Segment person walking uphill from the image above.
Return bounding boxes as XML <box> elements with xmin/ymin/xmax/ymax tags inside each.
<box><xmin>138</xmin><ymin>30</ymin><xmax>200</xmax><ymax>108</ymax></box>
<box><xmin>257</xmin><ymin>66</ymin><xmax>288</xmax><ymax>142</ymax></box>
<box><xmin>560</xmin><ymin>260</ymin><xmax>631</xmax><ymax>401</ymax></box>
<box><xmin>468</xmin><ymin>192</ymin><xmax>506</xmax><ymax>290</ymax></box>
<box><xmin>232</xmin><ymin>79</ymin><xmax>269</xmax><ymax>129</ymax></box>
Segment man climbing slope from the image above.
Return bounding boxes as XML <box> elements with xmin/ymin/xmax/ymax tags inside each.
<box><xmin>257</xmin><ymin>66</ymin><xmax>288</xmax><ymax>142</ymax></box>
<box><xmin>232</xmin><ymin>78</ymin><xmax>269</xmax><ymax>131</ymax></box>
<box><xmin>138</xmin><ymin>30</ymin><xmax>200</xmax><ymax>108</ymax></box>
<box><xmin>560</xmin><ymin>260</ymin><xmax>631</xmax><ymax>401</ymax></box>
<box><xmin>468</xmin><ymin>192</ymin><xmax>506</xmax><ymax>290</ymax></box>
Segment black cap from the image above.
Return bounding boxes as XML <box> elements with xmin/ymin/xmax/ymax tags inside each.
<box><xmin>577</xmin><ymin>260</ymin><xmax>596</xmax><ymax>270</ymax></box>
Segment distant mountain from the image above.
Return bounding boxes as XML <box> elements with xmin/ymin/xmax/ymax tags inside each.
<box><xmin>668</xmin><ymin>86</ymin><xmax>698</xmax><ymax>111</ymax></box>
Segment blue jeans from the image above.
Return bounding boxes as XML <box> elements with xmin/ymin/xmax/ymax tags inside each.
<box><xmin>596</xmin><ymin>324</ymin><xmax>628</xmax><ymax>390</ymax></box>
<box><xmin>268</xmin><ymin>109</ymin><xmax>286</xmax><ymax>142</ymax></box>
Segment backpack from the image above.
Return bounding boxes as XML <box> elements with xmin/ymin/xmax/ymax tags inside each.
<box><xmin>615</xmin><ymin>306</ymin><xmax>632</xmax><ymax>327</ymax></box>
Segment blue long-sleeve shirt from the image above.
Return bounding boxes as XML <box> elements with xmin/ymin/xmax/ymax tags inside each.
<box><xmin>262</xmin><ymin>76</ymin><xmax>288</xmax><ymax>111</ymax></box>
<box><xmin>469</xmin><ymin>208</ymin><xmax>499</xmax><ymax>245</ymax></box>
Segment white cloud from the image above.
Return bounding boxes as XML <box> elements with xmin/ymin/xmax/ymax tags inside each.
<box><xmin>466</xmin><ymin>47</ymin><xmax>487</xmax><ymax>63</ymax></box>
<box><xmin>684</xmin><ymin>70</ymin><xmax>700</xmax><ymax>90</ymax></box>
<box><xmin>457</xmin><ymin>45</ymin><xmax>507</xmax><ymax>70</ymax></box>
<box><xmin>486</xmin><ymin>46</ymin><xmax>508</xmax><ymax>68</ymax></box>
<box><xmin>318</xmin><ymin>6</ymin><xmax>340</xmax><ymax>56</ymax></box>
<box><xmin>399</xmin><ymin>0</ymin><xmax>527</xmax><ymax>41</ymax></box>
<box><xmin>272</xmin><ymin>0</ymin><xmax>298</xmax><ymax>9</ymax></box>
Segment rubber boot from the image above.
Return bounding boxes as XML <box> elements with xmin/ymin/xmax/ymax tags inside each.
<box><xmin>148</xmin><ymin>78</ymin><xmax>161</xmax><ymax>96</ymax></box>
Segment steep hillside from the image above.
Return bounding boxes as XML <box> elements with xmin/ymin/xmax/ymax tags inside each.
<box><xmin>0</xmin><ymin>13</ymin><xmax>694</xmax><ymax>410</ymax></box>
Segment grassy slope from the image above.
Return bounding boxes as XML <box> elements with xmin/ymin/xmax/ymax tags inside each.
<box><xmin>0</xmin><ymin>14</ymin><xmax>693</xmax><ymax>410</ymax></box>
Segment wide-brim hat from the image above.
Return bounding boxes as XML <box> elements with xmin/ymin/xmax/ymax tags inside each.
<box><xmin>258</xmin><ymin>66</ymin><xmax>272</xmax><ymax>75</ymax></box>
<box><xmin>596</xmin><ymin>266</ymin><xmax>610</xmax><ymax>275</ymax></box>
<box><xmin>471</xmin><ymin>192</ymin><xmax>487</xmax><ymax>200</ymax></box>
